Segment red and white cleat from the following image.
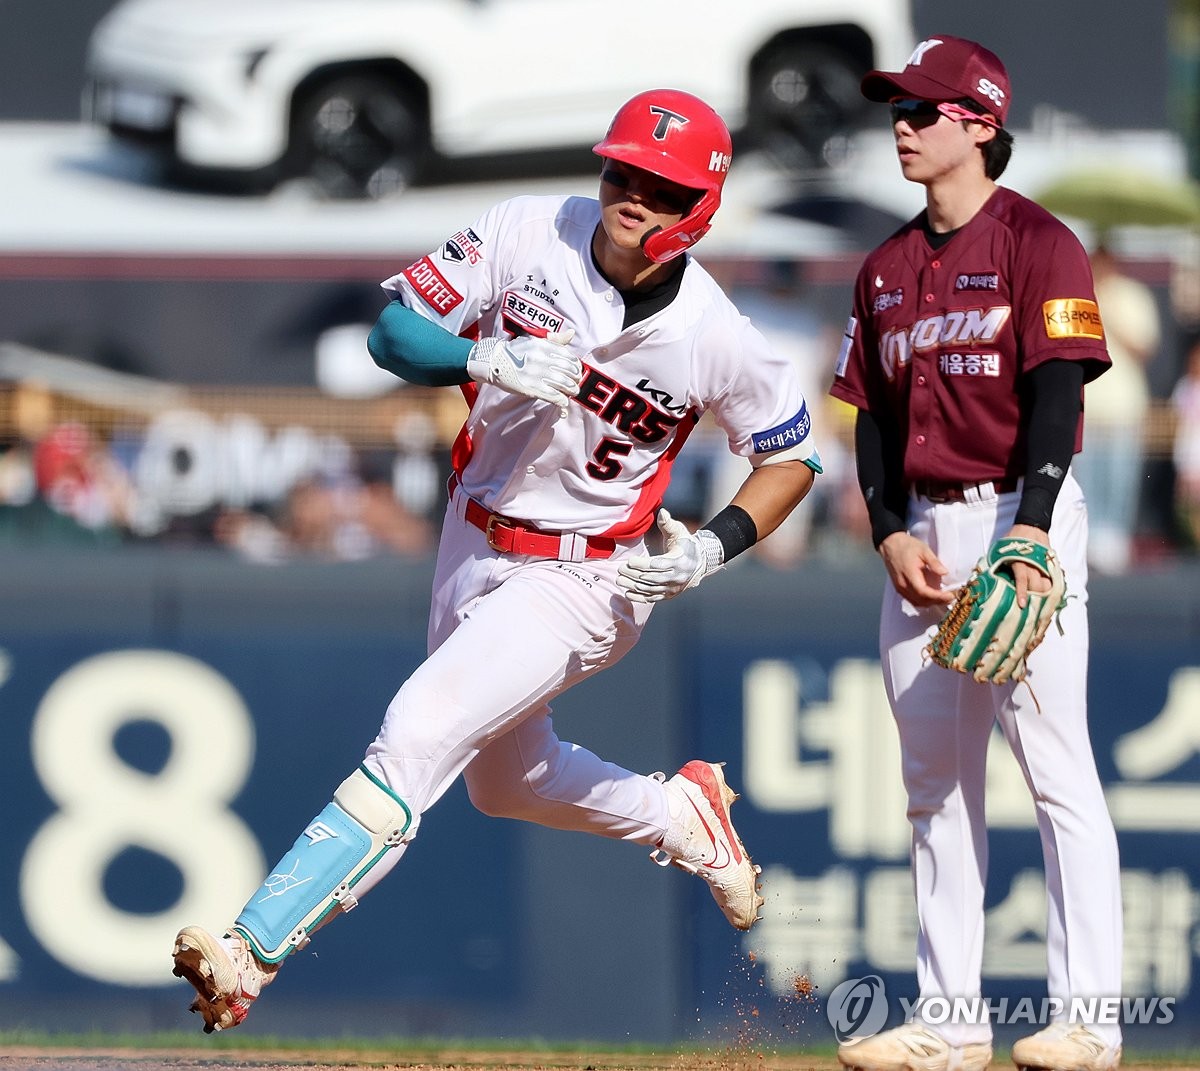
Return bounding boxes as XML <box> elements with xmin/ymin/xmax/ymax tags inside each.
<box><xmin>171</xmin><ymin>925</ymin><xmax>277</xmax><ymax>1033</ymax></box>
<box><xmin>652</xmin><ymin>760</ymin><xmax>764</xmax><ymax>930</ymax></box>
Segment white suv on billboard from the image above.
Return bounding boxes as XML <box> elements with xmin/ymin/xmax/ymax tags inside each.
<box><xmin>83</xmin><ymin>0</ymin><xmax>915</xmax><ymax>199</ymax></box>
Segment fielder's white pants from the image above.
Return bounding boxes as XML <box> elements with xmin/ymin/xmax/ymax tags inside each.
<box><xmin>353</xmin><ymin>503</ymin><xmax>666</xmax><ymax>898</ymax></box>
<box><xmin>881</xmin><ymin>474</ymin><xmax>1123</xmax><ymax>1047</ymax></box>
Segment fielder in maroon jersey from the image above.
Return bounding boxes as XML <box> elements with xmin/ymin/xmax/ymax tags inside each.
<box><xmin>830</xmin><ymin>36</ymin><xmax>1124</xmax><ymax>1071</ymax></box>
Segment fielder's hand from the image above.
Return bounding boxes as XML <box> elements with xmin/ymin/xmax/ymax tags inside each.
<box><xmin>467</xmin><ymin>329</ymin><xmax>581</xmax><ymax>415</ymax></box>
<box><xmin>617</xmin><ymin>509</ymin><xmax>724</xmax><ymax>603</ymax></box>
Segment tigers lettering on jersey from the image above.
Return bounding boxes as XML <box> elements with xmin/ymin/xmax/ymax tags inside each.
<box><xmin>1043</xmin><ymin>298</ymin><xmax>1104</xmax><ymax>340</ymax></box>
<box><xmin>879</xmin><ymin>306</ymin><xmax>1012</xmax><ymax>380</ymax></box>
<box><xmin>752</xmin><ymin>403</ymin><xmax>811</xmax><ymax>454</ymax></box>
<box><xmin>403</xmin><ymin>256</ymin><xmax>464</xmax><ymax>314</ymax></box>
<box><xmin>441</xmin><ymin>227</ymin><xmax>483</xmax><ymax>266</ymax></box>
<box><xmin>576</xmin><ymin>365</ymin><xmax>682</xmax><ymax>443</ymax></box>
<box><xmin>501</xmin><ymin>290</ymin><xmax>565</xmax><ymax>336</ymax></box>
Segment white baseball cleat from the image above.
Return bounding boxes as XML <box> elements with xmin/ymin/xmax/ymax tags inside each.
<box><xmin>837</xmin><ymin>1024</ymin><xmax>993</xmax><ymax>1071</ymax></box>
<box><xmin>652</xmin><ymin>759</ymin><xmax>763</xmax><ymax>930</ymax></box>
<box><xmin>1011</xmin><ymin>1024</ymin><xmax>1121</xmax><ymax>1071</ymax></box>
<box><xmin>171</xmin><ymin>925</ymin><xmax>278</xmax><ymax>1033</ymax></box>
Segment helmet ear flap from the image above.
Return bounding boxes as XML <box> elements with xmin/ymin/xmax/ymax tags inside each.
<box><xmin>640</xmin><ymin>188</ymin><xmax>720</xmax><ymax>263</ymax></box>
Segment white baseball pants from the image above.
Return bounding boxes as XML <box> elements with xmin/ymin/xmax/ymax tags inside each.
<box><xmin>352</xmin><ymin>503</ymin><xmax>666</xmax><ymax>898</ymax></box>
<box><xmin>881</xmin><ymin>473</ymin><xmax>1123</xmax><ymax>1047</ymax></box>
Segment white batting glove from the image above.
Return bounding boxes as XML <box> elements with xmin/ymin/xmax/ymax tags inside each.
<box><xmin>467</xmin><ymin>328</ymin><xmax>581</xmax><ymax>415</ymax></box>
<box><xmin>616</xmin><ymin>509</ymin><xmax>725</xmax><ymax>604</ymax></box>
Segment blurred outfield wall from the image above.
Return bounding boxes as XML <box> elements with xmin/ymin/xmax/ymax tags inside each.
<box><xmin>0</xmin><ymin>548</ymin><xmax>1197</xmax><ymax>1048</ymax></box>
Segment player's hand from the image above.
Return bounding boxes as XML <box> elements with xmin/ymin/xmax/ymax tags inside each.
<box><xmin>878</xmin><ymin>530</ymin><xmax>956</xmax><ymax>608</ymax></box>
<box><xmin>1003</xmin><ymin>523</ymin><xmax>1052</xmax><ymax>608</ymax></box>
<box><xmin>467</xmin><ymin>329</ymin><xmax>582</xmax><ymax>415</ymax></box>
<box><xmin>617</xmin><ymin>509</ymin><xmax>724</xmax><ymax>603</ymax></box>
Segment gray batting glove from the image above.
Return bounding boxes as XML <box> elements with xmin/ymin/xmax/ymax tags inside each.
<box><xmin>616</xmin><ymin>509</ymin><xmax>725</xmax><ymax>604</ymax></box>
<box><xmin>467</xmin><ymin>329</ymin><xmax>582</xmax><ymax>415</ymax></box>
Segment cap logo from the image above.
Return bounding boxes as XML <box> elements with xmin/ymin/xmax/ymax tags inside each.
<box><xmin>977</xmin><ymin>77</ymin><xmax>1006</xmax><ymax>108</ymax></box>
<box><xmin>906</xmin><ymin>38</ymin><xmax>944</xmax><ymax>67</ymax></box>
<box><xmin>648</xmin><ymin>105</ymin><xmax>689</xmax><ymax>140</ymax></box>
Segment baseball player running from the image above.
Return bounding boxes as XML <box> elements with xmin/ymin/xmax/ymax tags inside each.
<box><xmin>171</xmin><ymin>88</ymin><xmax>821</xmax><ymax>1033</ymax></box>
<box><xmin>829</xmin><ymin>37</ymin><xmax>1123</xmax><ymax>1071</ymax></box>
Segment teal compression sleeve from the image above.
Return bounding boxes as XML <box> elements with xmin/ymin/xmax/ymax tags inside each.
<box><xmin>367</xmin><ymin>300</ymin><xmax>474</xmax><ymax>387</ymax></box>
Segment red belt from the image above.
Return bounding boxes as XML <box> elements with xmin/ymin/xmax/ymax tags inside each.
<box><xmin>911</xmin><ymin>477</ymin><xmax>1021</xmax><ymax>503</ymax></box>
<box><xmin>451</xmin><ymin>477</ymin><xmax>616</xmax><ymax>561</ymax></box>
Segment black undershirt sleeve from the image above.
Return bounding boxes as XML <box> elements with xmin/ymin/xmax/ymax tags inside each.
<box><xmin>855</xmin><ymin>407</ymin><xmax>910</xmax><ymax>550</ymax></box>
<box><xmin>1015</xmin><ymin>359</ymin><xmax>1085</xmax><ymax>531</ymax></box>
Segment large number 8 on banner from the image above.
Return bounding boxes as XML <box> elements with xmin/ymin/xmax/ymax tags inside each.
<box><xmin>21</xmin><ymin>650</ymin><xmax>266</xmax><ymax>985</ymax></box>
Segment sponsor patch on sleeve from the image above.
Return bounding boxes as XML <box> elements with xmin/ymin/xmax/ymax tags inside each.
<box><xmin>1043</xmin><ymin>298</ymin><xmax>1104</xmax><ymax>340</ymax></box>
<box><xmin>402</xmin><ymin>256</ymin><xmax>463</xmax><ymax>315</ymax></box>
<box><xmin>752</xmin><ymin>403</ymin><xmax>811</xmax><ymax>454</ymax></box>
<box><xmin>834</xmin><ymin>315</ymin><xmax>857</xmax><ymax>377</ymax></box>
<box><xmin>441</xmin><ymin>227</ymin><xmax>484</xmax><ymax>265</ymax></box>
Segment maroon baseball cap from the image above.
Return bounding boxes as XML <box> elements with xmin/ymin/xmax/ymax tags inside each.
<box><xmin>861</xmin><ymin>35</ymin><xmax>1011</xmax><ymax>125</ymax></box>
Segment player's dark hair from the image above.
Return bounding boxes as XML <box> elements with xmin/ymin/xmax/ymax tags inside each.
<box><xmin>982</xmin><ymin>128</ymin><xmax>1014</xmax><ymax>179</ymax></box>
<box><xmin>956</xmin><ymin>98</ymin><xmax>1014</xmax><ymax>179</ymax></box>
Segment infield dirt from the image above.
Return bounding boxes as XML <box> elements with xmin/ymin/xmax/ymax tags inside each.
<box><xmin>0</xmin><ymin>1049</ymin><xmax>1196</xmax><ymax>1071</ymax></box>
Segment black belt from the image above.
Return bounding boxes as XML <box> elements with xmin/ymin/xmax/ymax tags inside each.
<box><xmin>911</xmin><ymin>477</ymin><xmax>1021</xmax><ymax>503</ymax></box>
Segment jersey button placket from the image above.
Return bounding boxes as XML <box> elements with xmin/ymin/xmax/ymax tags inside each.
<box><xmin>911</xmin><ymin>265</ymin><xmax>937</xmax><ymax>457</ymax></box>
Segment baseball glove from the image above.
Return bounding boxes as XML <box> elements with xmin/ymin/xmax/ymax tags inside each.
<box><xmin>926</xmin><ymin>537</ymin><xmax>1067</xmax><ymax>685</ymax></box>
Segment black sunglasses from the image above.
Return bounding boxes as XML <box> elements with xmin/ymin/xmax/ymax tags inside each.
<box><xmin>889</xmin><ymin>98</ymin><xmax>999</xmax><ymax>129</ymax></box>
<box><xmin>601</xmin><ymin>167</ymin><xmax>692</xmax><ymax>214</ymax></box>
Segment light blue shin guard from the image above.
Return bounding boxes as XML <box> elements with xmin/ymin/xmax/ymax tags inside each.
<box><xmin>233</xmin><ymin>765</ymin><xmax>413</xmax><ymax>963</ymax></box>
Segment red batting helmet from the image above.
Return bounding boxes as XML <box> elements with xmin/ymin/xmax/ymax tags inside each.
<box><xmin>593</xmin><ymin>89</ymin><xmax>733</xmax><ymax>263</ymax></box>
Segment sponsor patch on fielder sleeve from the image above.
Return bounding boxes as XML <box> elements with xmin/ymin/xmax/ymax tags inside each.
<box><xmin>403</xmin><ymin>256</ymin><xmax>464</xmax><ymax>314</ymax></box>
<box><xmin>834</xmin><ymin>315</ymin><xmax>857</xmax><ymax>377</ymax></box>
<box><xmin>1043</xmin><ymin>298</ymin><xmax>1104</xmax><ymax>340</ymax></box>
<box><xmin>752</xmin><ymin>403</ymin><xmax>811</xmax><ymax>454</ymax></box>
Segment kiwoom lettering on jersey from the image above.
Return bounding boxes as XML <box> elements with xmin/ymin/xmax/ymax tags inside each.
<box><xmin>955</xmin><ymin>272</ymin><xmax>999</xmax><ymax>292</ymax></box>
<box><xmin>403</xmin><ymin>256</ymin><xmax>464</xmax><ymax>313</ymax></box>
<box><xmin>752</xmin><ymin>403</ymin><xmax>811</xmax><ymax>454</ymax></box>
<box><xmin>1043</xmin><ymin>298</ymin><xmax>1104</xmax><ymax>340</ymax></box>
<box><xmin>501</xmin><ymin>290</ymin><xmax>565</xmax><ymax>336</ymax></box>
<box><xmin>575</xmin><ymin>365</ymin><xmax>682</xmax><ymax>443</ymax></box>
<box><xmin>441</xmin><ymin>227</ymin><xmax>483</xmax><ymax>265</ymax></box>
<box><xmin>879</xmin><ymin>306</ymin><xmax>1012</xmax><ymax>380</ymax></box>
<box><xmin>873</xmin><ymin>287</ymin><xmax>904</xmax><ymax>312</ymax></box>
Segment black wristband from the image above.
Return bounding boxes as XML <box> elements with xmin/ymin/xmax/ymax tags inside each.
<box><xmin>702</xmin><ymin>504</ymin><xmax>758</xmax><ymax>563</ymax></box>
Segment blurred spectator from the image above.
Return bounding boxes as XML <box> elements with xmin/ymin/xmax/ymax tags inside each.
<box><xmin>1073</xmin><ymin>244</ymin><xmax>1162</xmax><ymax>574</ymax></box>
<box><xmin>15</xmin><ymin>422</ymin><xmax>136</xmax><ymax>545</ymax></box>
<box><xmin>214</xmin><ymin>449</ymin><xmax>434</xmax><ymax>564</ymax></box>
<box><xmin>1171</xmin><ymin>335</ymin><xmax>1200</xmax><ymax>551</ymax></box>
<box><xmin>710</xmin><ymin>263</ymin><xmax>861</xmax><ymax>566</ymax></box>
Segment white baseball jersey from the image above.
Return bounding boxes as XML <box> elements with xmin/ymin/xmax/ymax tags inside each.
<box><xmin>383</xmin><ymin>193</ymin><xmax>818</xmax><ymax>538</ymax></box>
